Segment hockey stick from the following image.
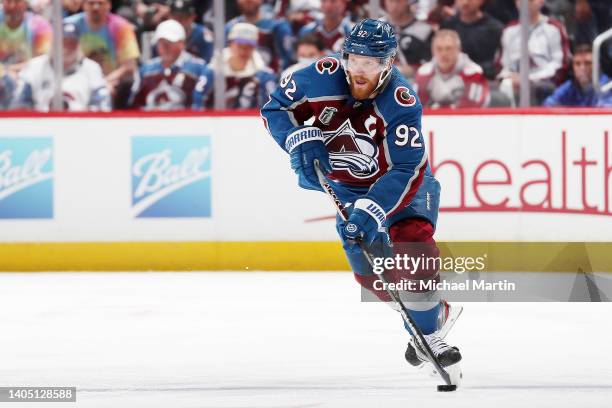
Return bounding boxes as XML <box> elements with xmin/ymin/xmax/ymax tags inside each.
<box><xmin>313</xmin><ymin>160</ymin><xmax>457</xmax><ymax>392</ymax></box>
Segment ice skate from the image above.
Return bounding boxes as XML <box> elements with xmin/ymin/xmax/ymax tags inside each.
<box><xmin>405</xmin><ymin>332</ymin><xmax>462</xmax><ymax>368</ymax></box>
<box><xmin>437</xmin><ymin>299</ymin><xmax>463</xmax><ymax>339</ymax></box>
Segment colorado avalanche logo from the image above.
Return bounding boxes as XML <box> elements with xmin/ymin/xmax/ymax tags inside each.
<box><xmin>146</xmin><ymin>80</ymin><xmax>186</xmax><ymax>110</ymax></box>
<box><xmin>394</xmin><ymin>86</ymin><xmax>417</xmax><ymax>107</ymax></box>
<box><xmin>324</xmin><ymin>119</ymin><xmax>379</xmax><ymax>178</ymax></box>
<box><xmin>316</xmin><ymin>57</ymin><xmax>340</xmax><ymax>75</ymax></box>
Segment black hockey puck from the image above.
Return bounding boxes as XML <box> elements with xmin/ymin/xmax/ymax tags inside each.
<box><xmin>437</xmin><ymin>385</ymin><xmax>457</xmax><ymax>392</ymax></box>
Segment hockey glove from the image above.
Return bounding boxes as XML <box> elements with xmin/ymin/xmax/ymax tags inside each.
<box><xmin>343</xmin><ymin>199</ymin><xmax>390</xmax><ymax>247</ymax></box>
<box><xmin>286</xmin><ymin>126</ymin><xmax>332</xmax><ymax>191</ymax></box>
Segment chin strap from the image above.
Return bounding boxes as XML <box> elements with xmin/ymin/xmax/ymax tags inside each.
<box><xmin>373</xmin><ymin>53</ymin><xmax>396</xmax><ymax>95</ymax></box>
<box><xmin>371</xmin><ymin>66</ymin><xmax>393</xmax><ymax>96</ymax></box>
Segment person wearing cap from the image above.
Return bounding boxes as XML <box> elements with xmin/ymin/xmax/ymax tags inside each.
<box><xmin>12</xmin><ymin>22</ymin><xmax>111</xmax><ymax>111</ymax></box>
<box><xmin>226</xmin><ymin>0</ymin><xmax>294</xmax><ymax>73</ymax></box>
<box><xmin>0</xmin><ymin>0</ymin><xmax>52</xmax><ymax>76</ymax></box>
<box><xmin>209</xmin><ymin>22</ymin><xmax>276</xmax><ymax>109</ymax></box>
<box><xmin>168</xmin><ymin>0</ymin><xmax>214</xmax><ymax>63</ymax></box>
<box><xmin>129</xmin><ymin>19</ymin><xmax>213</xmax><ymax>110</ymax></box>
<box><xmin>64</xmin><ymin>0</ymin><xmax>140</xmax><ymax>107</ymax></box>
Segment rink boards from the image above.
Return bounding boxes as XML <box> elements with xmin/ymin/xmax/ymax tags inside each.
<box><xmin>0</xmin><ymin>109</ymin><xmax>611</xmax><ymax>271</ymax></box>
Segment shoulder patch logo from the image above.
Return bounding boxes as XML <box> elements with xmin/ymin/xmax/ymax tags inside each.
<box><xmin>394</xmin><ymin>86</ymin><xmax>417</xmax><ymax>107</ymax></box>
<box><xmin>316</xmin><ymin>57</ymin><xmax>340</xmax><ymax>75</ymax></box>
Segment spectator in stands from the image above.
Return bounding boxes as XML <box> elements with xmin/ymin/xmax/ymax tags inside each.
<box><xmin>482</xmin><ymin>0</ymin><xmax>517</xmax><ymax>25</ymax></box>
<box><xmin>298</xmin><ymin>0</ymin><xmax>351</xmax><ymax>54</ymax></box>
<box><xmin>383</xmin><ymin>0</ymin><xmax>432</xmax><ymax>79</ymax></box>
<box><xmin>64</xmin><ymin>0</ymin><xmax>141</xmax><ymax>108</ymax></box>
<box><xmin>130</xmin><ymin>19</ymin><xmax>213</xmax><ymax>110</ymax></box>
<box><xmin>210</xmin><ymin>22</ymin><xmax>276</xmax><ymax>109</ymax></box>
<box><xmin>440</xmin><ymin>0</ymin><xmax>503</xmax><ymax>80</ymax></box>
<box><xmin>573</xmin><ymin>0</ymin><xmax>611</xmax><ymax>44</ymax></box>
<box><xmin>423</xmin><ymin>0</ymin><xmax>454</xmax><ymax>27</ymax></box>
<box><xmin>573</xmin><ymin>0</ymin><xmax>612</xmax><ymax>76</ymax></box>
<box><xmin>63</xmin><ymin>0</ymin><xmax>84</xmax><ymax>17</ymax></box>
<box><xmin>226</xmin><ymin>0</ymin><xmax>294</xmax><ymax>73</ymax></box>
<box><xmin>195</xmin><ymin>0</ymin><xmax>212</xmax><ymax>23</ymax></box>
<box><xmin>413</xmin><ymin>0</ymin><xmax>438</xmax><ymax>22</ymax></box>
<box><xmin>415</xmin><ymin>29</ymin><xmax>490</xmax><ymax>108</ymax></box>
<box><xmin>543</xmin><ymin>0</ymin><xmax>573</xmax><ymax>27</ymax></box>
<box><xmin>544</xmin><ymin>44</ymin><xmax>612</xmax><ymax>107</ymax></box>
<box><xmin>0</xmin><ymin>0</ymin><xmax>52</xmax><ymax>75</ymax></box>
<box><xmin>132</xmin><ymin>0</ymin><xmax>171</xmax><ymax>32</ymax></box>
<box><xmin>0</xmin><ymin>66</ymin><xmax>16</xmax><ymax>109</ymax></box>
<box><xmin>261</xmin><ymin>0</ymin><xmax>278</xmax><ymax>14</ymax></box>
<box><xmin>168</xmin><ymin>0</ymin><xmax>214</xmax><ymax>63</ymax></box>
<box><xmin>497</xmin><ymin>0</ymin><xmax>570</xmax><ymax>105</ymax></box>
<box><xmin>274</xmin><ymin>0</ymin><xmax>321</xmax><ymax>35</ymax></box>
<box><xmin>12</xmin><ymin>22</ymin><xmax>111</xmax><ymax>111</ymax></box>
<box><xmin>280</xmin><ymin>32</ymin><xmax>325</xmax><ymax>78</ymax></box>
<box><xmin>348</xmin><ymin>0</ymin><xmax>368</xmax><ymax>22</ymax></box>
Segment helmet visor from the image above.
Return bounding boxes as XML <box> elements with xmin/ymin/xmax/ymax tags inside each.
<box><xmin>342</xmin><ymin>53</ymin><xmax>391</xmax><ymax>75</ymax></box>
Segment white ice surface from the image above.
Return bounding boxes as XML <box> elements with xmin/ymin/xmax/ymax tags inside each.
<box><xmin>0</xmin><ymin>272</ymin><xmax>610</xmax><ymax>408</ymax></box>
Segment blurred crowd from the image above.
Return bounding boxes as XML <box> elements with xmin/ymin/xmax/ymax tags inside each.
<box><xmin>0</xmin><ymin>0</ymin><xmax>611</xmax><ymax>111</ymax></box>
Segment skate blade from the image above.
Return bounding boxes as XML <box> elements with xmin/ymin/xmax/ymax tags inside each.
<box><xmin>438</xmin><ymin>305</ymin><xmax>463</xmax><ymax>339</ymax></box>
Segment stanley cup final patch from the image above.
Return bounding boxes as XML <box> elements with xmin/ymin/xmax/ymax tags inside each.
<box><xmin>318</xmin><ymin>107</ymin><xmax>338</xmax><ymax>125</ymax></box>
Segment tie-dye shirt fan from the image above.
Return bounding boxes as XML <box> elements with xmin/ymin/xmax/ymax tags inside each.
<box><xmin>0</xmin><ymin>11</ymin><xmax>52</xmax><ymax>65</ymax></box>
<box><xmin>64</xmin><ymin>12</ymin><xmax>140</xmax><ymax>75</ymax></box>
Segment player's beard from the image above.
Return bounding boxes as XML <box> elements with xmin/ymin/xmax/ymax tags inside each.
<box><xmin>348</xmin><ymin>73</ymin><xmax>379</xmax><ymax>100</ymax></box>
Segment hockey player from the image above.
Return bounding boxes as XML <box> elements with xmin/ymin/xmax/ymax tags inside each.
<box><xmin>261</xmin><ymin>19</ymin><xmax>461</xmax><ymax>370</ymax></box>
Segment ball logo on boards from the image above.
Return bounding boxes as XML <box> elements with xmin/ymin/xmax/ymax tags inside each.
<box><xmin>0</xmin><ymin>137</ymin><xmax>53</xmax><ymax>219</ymax></box>
<box><xmin>131</xmin><ymin>136</ymin><xmax>211</xmax><ymax>218</ymax></box>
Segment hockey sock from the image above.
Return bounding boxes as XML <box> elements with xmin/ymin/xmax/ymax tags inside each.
<box><xmin>402</xmin><ymin>301</ymin><xmax>440</xmax><ymax>335</ymax></box>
